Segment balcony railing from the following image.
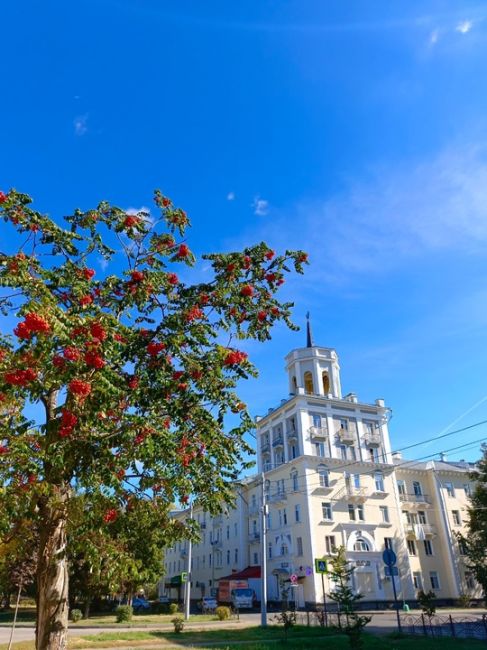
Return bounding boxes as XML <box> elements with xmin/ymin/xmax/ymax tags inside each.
<box><xmin>309</xmin><ymin>426</ymin><xmax>328</xmax><ymax>439</ymax></box>
<box><xmin>337</xmin><ymin>428</ymin><xmax>356</xmax><ymax>444</ymax></box>
<box><xmin>269</xmin><ymin>491</ymin><xmax>287</xmax><ymax>504</ymax></box>
<box><xmin>287</xmin><ymin>429</ymin><xmax>298</xmax><ymax>441</ymax></box>
<box><xmin>405</xmin><ymin>523</ymin><xmax>436</xmax><ymax>538</ymax></box>
<box><xmin>364</xmin><ymin>433</ymin><xmax>381</xmax><ymax>447</ymax></box>
<box><xmin>261</xmin><ymin>443</ymin><xmax>270</xmax><ymax>454</ymax></box>
<box><xmin>249</xmin><ymin>531</ymin><xmax>260</xmax><ymax>543</ymax></box>
<box><xmin>335</xmin><ymin>486</ymin><xmax>368</xmax><ymax>502</ymax></box>
<box><xmin>272</xmin><ymin>437</ymin><xmax>284</xmax><ymax>448</ymax></box>
<box><xmin>399</xmin><ymin>493</ymin><xmax>431</xmax><ymax>507</ymax></box>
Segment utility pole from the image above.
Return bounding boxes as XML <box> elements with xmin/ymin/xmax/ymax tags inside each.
<box><xmin>260</xmin><ymin>472</ymin><xmax>268</xmax><ymax>627</ymax></box>
<box><xmin>184</xmin><ymin>502</ymin><xmax>193</xmax><ymax>621</ymax></box>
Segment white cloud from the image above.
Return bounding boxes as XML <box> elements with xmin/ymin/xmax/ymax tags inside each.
<box><xmin>73</xmin><ymin>115</ymin><xmax>88</xmax><ymax>136</ymax></box>
<box><xmin>97</xmin><ymin>257</ymin><xmax>109</xmax><ymax>271</ymax></box>
<box><xmin>253</xmin><ymin>196</ymin><xmax>269</xmax><ymax>216</ymax></box>
<box><xmin>456</xmin><ymin>20</ymin><xmax>473</xmax><ymax>34</ymax></box>
<box><xmin>429</xmin><ymin>29</ymin><xmax>439</xmax><ymax>45</ymax></box>
<box><xmin>228</xmin><ymin>143</ymin><xmax>487</xmax><ymax>289</ymax></box>
<box><xmin>227</xmin><ymin>191</ymin><xmax>236</xmax><ymax>201</ymax></box>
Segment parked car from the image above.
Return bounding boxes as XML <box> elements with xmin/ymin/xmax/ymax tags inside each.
<box><xmin>199</xmin><ymin>596</ymin><xmax>217</xmax><ymax>612</ymax></box>
<box><xmin>132</xmin><ymin>596</ymin><xmax>151</xmax><ymax>613</ymax></box>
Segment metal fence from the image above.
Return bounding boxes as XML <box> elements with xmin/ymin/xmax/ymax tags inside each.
<box><xmin>401</xmin><ymin>613</ymin><xmax>487</xmax><ymax>641</ymax></box>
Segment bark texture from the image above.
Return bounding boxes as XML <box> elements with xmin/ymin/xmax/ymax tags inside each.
<box><xmin>35</xmin><ymin>485</ymin><xmax>70</xmax><ymax>650</ymax></box>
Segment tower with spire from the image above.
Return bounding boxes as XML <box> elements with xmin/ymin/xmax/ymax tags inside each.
<box><xmin>285</xmin><ymin>313</ymin><xmax>342</xmax><ymax>399</ymax></box>
<box><xmin>255</xmin><ymin>315</ymin><xmax>392</xmax><ymax>473</ymax></box>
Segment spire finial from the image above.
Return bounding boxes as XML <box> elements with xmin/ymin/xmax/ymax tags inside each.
<box><xmin>306</xmin><ymin>312</ymin><xmax>314</xmax><ymax>348</ymax></box>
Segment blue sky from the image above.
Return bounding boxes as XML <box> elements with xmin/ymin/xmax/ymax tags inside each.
<box><xmin>2</xmin><ymin>1</ymin><xmax>487</xmax><ymax>463</ymax></box>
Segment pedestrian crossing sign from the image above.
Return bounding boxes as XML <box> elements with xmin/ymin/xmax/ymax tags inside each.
<box><xmin>314</xmin><ymin>558</ymin><xmax>328</xmax><ymax>574</ymax></box>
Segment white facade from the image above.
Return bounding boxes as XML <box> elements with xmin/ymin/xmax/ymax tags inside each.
<box><xmin>163</xmin><ymin>338</ymin><xmax>482</xmax><ymax>606</ymax></box>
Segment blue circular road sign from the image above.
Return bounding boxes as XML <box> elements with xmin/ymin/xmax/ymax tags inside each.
<box><xmin>382</xmin><ymin>548</ymin><xmax>397</xmax><ymax>567</ymax></box>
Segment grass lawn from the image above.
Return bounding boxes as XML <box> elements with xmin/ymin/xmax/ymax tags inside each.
<box><xmin>1</xmin><ymin>626</ymin><xmax>485</xmax><ymax>650</ymax></box>
<box><xmin>0</xmin><ymin>610</ymin><xmax>217</xmax><ymax>627</ymax></box>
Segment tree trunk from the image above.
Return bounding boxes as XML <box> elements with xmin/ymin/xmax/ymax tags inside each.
<box><xmin>36</xmin><ymin>485</ymin><xmax>70</xmax><ymax>650</ymax></box>
<box><xmin>83</xmin><ymin>598</ymin><xmax>91</xmax><ymax>620</ymax></box>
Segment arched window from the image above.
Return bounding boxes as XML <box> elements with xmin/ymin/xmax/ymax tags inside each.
<box><xmin>353</xmin><ymin>538</ymin><xmax>370</xmax><ymax>552</ymax></box>
<box><xmin>322</xmin><ymin>372</ymin><xmax>330</xmax><ymax>395</ymax></box>
<box><xmin>317</xmin><ymin>465</ymin><xmax>330</xmax><ymax>488</ymax></box>
<box><xmin>292</xmin><ymin>376</ymin><xmax>297</xmax><ymax>392</ymax></box>
<box><xmin>304</xmin><ymin>371</ymin><xmax>314</xmax><ymax>395</ymax></box>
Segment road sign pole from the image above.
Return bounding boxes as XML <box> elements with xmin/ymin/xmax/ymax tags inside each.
<box><xmin>390</xmin><ymin>571</ymin><xmax>402</xmax><ymax>633</ymax></box>
<box><xmin>321</xmin><ymin>572</ymin><xmax>328</xmax><ymax>626</ymax></box>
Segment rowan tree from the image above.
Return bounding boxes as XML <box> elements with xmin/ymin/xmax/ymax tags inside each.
<box><xmin>0</xmin><ymin>188</ymin><xmax>307</xmax><ymax>649</ymax></box>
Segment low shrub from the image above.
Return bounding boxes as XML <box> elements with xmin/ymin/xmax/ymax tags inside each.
<box><xmin>70</xmin><ymin>609</ymin><xmax>83</xmax><ymax>622</ymax></box>
<box><xmin>115</xmin><ymin>605</ymin><xmax>133</xmax><ymax>623</ymax></box>
<box><xmin>155</xmin><ymin>602</ymin><xmax>170</xmax><ymax>614</ymax></box>
<box><xmin>172</xmin><ymin>615</ymin><xmax>184</xmax><ymax>633</ymax></box>
<box><xmin>169</xmin><ymin>602</ymin><xmax>179</xmax><ymax>614</ymax></box>
<box><xmin>215</xmin><ymin>605</ymin><xmax>231</xmax><ymax>620</ymax></box>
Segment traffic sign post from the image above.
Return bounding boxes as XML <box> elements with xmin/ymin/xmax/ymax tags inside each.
<box><xmin>382</xmin><ymin>549</ymin><xmax>401</xmax><ymax>633</ymax></box>
<box><xmin>181</xmin><ymin>572</ymin><xmax>188</xmax><ymax>583</ymax></box>
<box><xmin>314</xmin><ymin>558</ymin><xmax>329</xmax><ymax>626</ymax></box>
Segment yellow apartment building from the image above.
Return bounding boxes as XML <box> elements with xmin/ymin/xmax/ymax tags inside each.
<box><xmin>162</xmin><ymin>330</ymin><xmax>482</xmax><ymax>607</ymax></box>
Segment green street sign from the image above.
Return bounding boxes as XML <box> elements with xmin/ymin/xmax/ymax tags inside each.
<box><xmin>315</xmin><ymin>558</ymin><xmax>328</xmax><ymax>574</ymax></box>
<box><xmin>181</xmin><ymin>572</ymin><xmax>188</xmax><ymax>583</ymax></box>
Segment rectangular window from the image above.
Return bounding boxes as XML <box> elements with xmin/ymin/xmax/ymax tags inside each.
<box><xmin>322</xmin><ymin>502</ymin><xmax>332</xmax><ymax>521</ymax></box>
<box><xmin>413</xmin><ymin>572</ymin><xmax>423</xmax><ymax>590</ymax></box>
<box><xmin>418</xmin><ymin>511</ymin><xmax>427</xmax><ymax>524</ymax></box>
<box><xmin>413</xmin><ymin>481</ymin><xmax>422</xmax><ymax>496</ymax></box>
<box><xmin>283</xmin><ymin>508</ymin><xmax>288</xmax><ymax>526</ymax></box>
<box><xmin>253</xmin><ymin>552</ymin><xmax>258</xmax><ymax>565</ymax></box>
<box><xmin>369</xmin><ymin>447</ymin><xmax>379</xmax><ymax>463</ymax></box>
<box><xmin>297</xmin><ymin>536</ymin><xmax>303</xmax><ymax>556</ymax></box>
<box><xmin>445</xmin><ymin>482</ymin><xmax>455</xmax><ymax>497</ymax></box>
<box><xmin>407</xmin><ymin>539</ymin><xmax>417</xmax><ymax>555</ymax></box>
<box><xmin>375</xmin><ymin>472</ymin><xmax>385</xmax><ymax>492</ymax></box>
<box><xmin>348</xmin><ymin>504</ymin><xmax>356</xmax><ymax>521</ymax></box>
<box><xmin>278</xmin><ymin>510</ymin><xmax>283</xmax><ymax>527</ymax></box>
<box><xmin>397</xmin><ymin>480</ymin><xmax>406</xmax><ymax>495</ymax></box>
<box><xmin>292</xmin><ymin>473</ymin><xmax>299</xmax><ymax>491</ymax></box>
<box><xmin>380</xmin><ymin>505</ymin><xmax>390</xmax><ymax>523</ymax></box>
<box><xmin>268</xmin><ymin>543</ymin><xmax>272</xmax><ymax>559</ymax></box>
<box><xmin>209</xmin><ymin>554</ymin><xmax>212</xmax><ymax>567</ymax></box>
<box><xmin>340</xmin><ymin>418</ymin><xmax>349</xmax><ymax>430</ymax></box>
<box><xmin>340</xmin><ymin>445</ymin><xmax>347</xmax><ymax>460</ymax></box>
<box><xmin>430</xmin><ymin>571</ymin><xmax>440</xmax><ymax>590</ymax></box>
<box><xmin>464</xmin><ymin>483</ymin><xmax>472</xmax><ymax>497</ymax></box>
<box><xmin>295</xmin><ymin>504</ymin><xmax>301</xmax><ymax>523</ymax></box>
<box><xmin>315</xmin><ymin>442</ymin><xmax>326</xmax><ymax>457</ymax></box>
<box><xmin>353</xmin><ymin>474</ymin><xmax>361</xmax><ymax>488</ymax></box>
<box><xmin>357</xmin><ymin>504</ymin><xmax>365</xmax><ymax>521</ymax></box>
<box><xmin>384</xmin><ymin>537</ymin><xmax>393</xmax><ymax>550</ymax></box>
<box><xmin>226</xmin><ymin>550</ymin><xmax>230</xmax><ymax>565</ymax></box>
<box><xmin>234</xmin><ymin>548</ymin><xmax>238</xmax><ymax>563</ymax></box>
<box><xmin>423</xmin><ymin>540</ymin><xmax>433</xmax><ymax>556</ymax></box>
<box><xmin>234</xmin><ymin>523</ymin><xmax>238</xmax><ymax>537</ymax></box>
<box><xmin>325</xmin><ymin>535</ymin><xmax>336</xmax><ymax>555</ymax></box>
<box><xmin>452</xmin><ymin>510</ymin><xmax>461</xmax><ymax>526</ymax></box>
<box><xmin>458</xmin><ymin>539</ymin><xmax>468</xmax><ymax>555</ymax></box>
